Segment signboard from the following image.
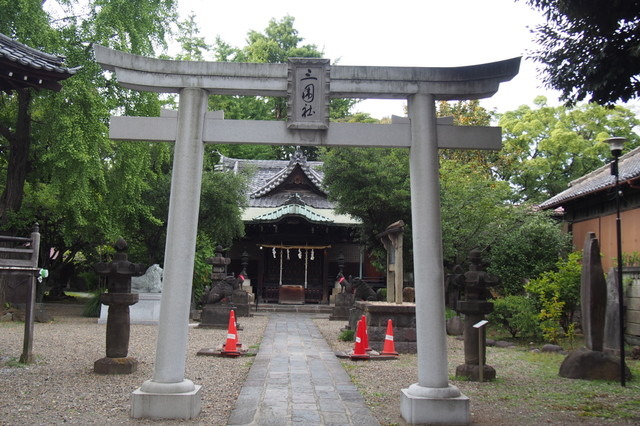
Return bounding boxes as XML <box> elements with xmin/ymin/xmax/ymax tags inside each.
<box><xmin>287</xmin><ymin>58</ymin><xmax>330</xmax><ymax>130</ymax></box>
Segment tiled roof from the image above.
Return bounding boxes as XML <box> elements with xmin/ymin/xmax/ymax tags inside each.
<box><xmin>539</xmin><ymin>146</ymin><xmax>640</xmax><ymax>209</ymax></box>
<box><xmin>216</xmin><ymin>151</ymin><xmax>333</xmax><ymax>209</ymax></box>
<box><xmin>0</xmin><ymin>32</ymin><xmax>80</xmax><ymax>92</ymax></box>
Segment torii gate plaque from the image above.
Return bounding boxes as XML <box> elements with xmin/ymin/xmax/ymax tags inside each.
<box><xmin>94</xmin><ymin>45</ymin><xmax>519</xmax><ymax>424</ymax></box>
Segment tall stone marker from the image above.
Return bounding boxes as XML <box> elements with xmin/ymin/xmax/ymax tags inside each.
<box><xmin>94</xmin><ymin>45</ymin><xmax>519</xmax><ymax>424</ymax></box>
<box><xmin>559</xmin><ymin>232</ymin><xmax>632</xmax><ymax>381</ymax></box>
<box><xmin>581</xmin><ymin>232</ymin><xmax>607</xmax><ymax>351</ymax></box>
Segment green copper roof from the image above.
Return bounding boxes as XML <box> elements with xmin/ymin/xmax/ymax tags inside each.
<box><xmin>252</xmin><ymin>203</ymin><xmax>332</xmax><ymax>224</ymax></box>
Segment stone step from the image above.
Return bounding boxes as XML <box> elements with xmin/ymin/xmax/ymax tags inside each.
<box><xmin>254</xmin><ymin>303</ymin><xmax>332</xmax><ymax>314</ymax></box>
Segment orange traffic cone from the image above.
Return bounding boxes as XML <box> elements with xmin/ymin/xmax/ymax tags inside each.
<box><xmin>350</xmin><ymin>319</ymin><xmax>370</xmax><ymax>360</ymax></box>
<box><xmin>380</xmin><ymin>319</ymin><xmax>399</xmax><ymax>357</ymax></box>
<box><xmin>221</xmin><ymin>310</ymin><xmax>241</xmax><ymax>357</ymax></box>
<box><xmin>361</xmin><ymin>315</ymin><xmax>371</xmax><ymax>351</ymax></box>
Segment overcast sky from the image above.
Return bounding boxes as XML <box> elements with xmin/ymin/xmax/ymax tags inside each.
<box><xmin>177</xmin><ymin>0</ymin><xmax>563</xmax><ymax>118</ymax></box>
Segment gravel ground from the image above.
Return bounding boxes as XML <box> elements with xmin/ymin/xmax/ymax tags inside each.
<box><xmin>1</xmin><ymin>304</ymin><xmax>268</xmax><ymax>425</ymax></box>
<box><xmin>2</xmin><ymin>304</ymin><xmax>639</xmax><ymax>425</ymax></box>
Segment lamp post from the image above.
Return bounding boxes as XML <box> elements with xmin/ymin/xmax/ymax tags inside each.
<box><xmin>605</xmin><ymin>136</ymin><xmax>627</xmax><ymax>387</ymax></box>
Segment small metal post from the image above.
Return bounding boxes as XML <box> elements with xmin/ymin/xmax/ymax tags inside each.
<box><xmin>474</xmin><ymin>320</ymin><xmax>489</xmax><ymax>382</ymax></box>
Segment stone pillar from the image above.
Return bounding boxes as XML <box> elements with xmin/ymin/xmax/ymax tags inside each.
<box><xmin>401</xmin><ymin>93</ymin><xmax>469</xmax><ymax>424</ymax></box>
<box><xmin>132</xmin><ymin>87</ymin><xmax>207</xmax><ymax>419</ymax></box>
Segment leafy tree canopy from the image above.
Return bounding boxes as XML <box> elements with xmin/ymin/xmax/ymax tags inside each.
<box><xmin>0</xmin><ymin>1</ymin><xmax>247</xmax><ymax>298</ymax></box>
<box><xmin>494</xmin><ymin>97</ymin><xmax>640</xmax><ymax>203</ymax></box>
<box><xmin>520</xmin><ymin>0</ymin><xmax>640</xmax><ymax>105</ymax></box>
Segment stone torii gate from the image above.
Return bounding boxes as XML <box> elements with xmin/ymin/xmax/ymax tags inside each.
<box><xmin>94</xmin><ymin>45</ymin><xmax>519</xmax><ymax>424</ymax></box>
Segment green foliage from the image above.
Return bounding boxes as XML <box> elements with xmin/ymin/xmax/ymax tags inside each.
<box><xmin>622</xmin><ymin>252</ymin><xmax>640</xmax><ymax>267</ymax></box>
<box><xmin>489</xmin><ymin>295</ymin><xmax>540</xmax><ymax>339</ymax></box>
<box><xmin>536</xmin><ymin>293</ymin><xmax>565</xmax><ymax>344</ymax></box>
<box><xmin>192</xmin><ymin>237</ymin><xmax>216</xmax><ymax>308</ymax></box>
<box><xmin>495</xmin><ymin>99</ymin><xmax>640</xmax><ymax>203</ymax></box>
<box><xmin>0</xmin><ymin>0</ymin><xmax>179</xmax><ymax>296</ymax></box>
<box><xmin>439</xmin><ymin>159</ymin><xmax>515</xmax><ymax>268</ymax></box>
<box><xmin>83</xmin><ymin>287</ymin><xmax>105</xmax><ymax>318</ymax></box>
<box><xmin>525</xmin><ymin>251</ymin><xmax>582</xmax><ymax>340</ymax></box>
<box><xmin>320</xmin><ymin>146</ymin><xmax>411</xmax><ymax>269</ymax></box>
<box><xmin>487</xmin><ymin>210</ymin><xmax>573</xmax><ymax>296</ymax></box>
<box><xmin>377</xmin><ymin>288</ymin><xmax>387</xmax><ymax>301</ymax></box>
<box><xmin>321</xmin><ymin>100</ymin><xmax>576</xmax><ymax>277</ymax></box>
<box><xmin>445</xmin><ymin>307</ymin><xmax>457</xmax><ymax>320</ymax></box>
<box><xmin>339</xmin><ymin>329</ymin><xmax>355</xmax><ymax>341</ymax></box>
<box><xmin>521</xmin><ymin>0</ymin><xmax>640</xmax><ymax>106</ymax></box>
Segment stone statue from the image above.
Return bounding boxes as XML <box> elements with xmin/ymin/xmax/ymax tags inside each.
<box><xmin>201</xmin><ymin>275</ymin><xmax>243</xmax><ymax>305</ymax></box>
<box><xmin>349</xmin><ymin>277</ymin><xmax>378</xmax><ymax>302</ymax></box>
<box><xmin>131</xmin><ymin>264</ymin><xmax>163</xmax><ymax>293</ymax></box>
<box><xmin>336</xmin><ymin>271</ymin><xmax>348</xmax><ymax>293</ymax></box>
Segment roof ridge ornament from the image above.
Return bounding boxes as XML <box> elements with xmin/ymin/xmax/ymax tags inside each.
<box><xmin>285</xmin><ymin>193</ymin><xmax>306</xmax><ymax>206</ymax></box>
<box><xmin>288</xmin><ymin>146</ymin><xmax>307</xmax><ymax>165</ymax></box>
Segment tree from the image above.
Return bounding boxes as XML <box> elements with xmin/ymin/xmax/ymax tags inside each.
<box><xmin>0</xmin><ymin>0</ymin><xmax>179</xmax><ymax>296</ymax></box>
<box><xmin>321</xmin><ymin>100</ymin><xmax>575</xmax><ymax>289</ymax></box>
<box><xmin>520</xmin><ymin>0</ymin><xmax>640</xmax><ymax>106</ymax></box>
<box><xmin>439</xmin><ymin>160</ymin><xmax>516</xmax><ymax>269</ymax></box>
<box><xmin>494</xmin><ymin>97</ymin><xmax>640</xmax><ymax>203</ymax></box>
<box><xmin>487</xmin><ymin>210</ymin><xmax>573</xmax><ymax>296</ymax></box>
<box><xmin>321</xmin><ymin>146</ymin><xmax>411</xmax><ymax>269</ymax></box>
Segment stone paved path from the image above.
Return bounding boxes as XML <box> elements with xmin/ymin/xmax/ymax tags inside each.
<box><xmin>228</xmin><ymin>313</ymin><xmax>379</xmax><ymax>425</ymax></box>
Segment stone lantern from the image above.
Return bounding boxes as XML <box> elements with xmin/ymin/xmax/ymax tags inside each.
<box><xmin>453</xmin><ymin>249</ymin><xmax>498</xmax><ymax>381</ymax></box>
<box><xmin>94</xmin><ymin>238</ymin><xmax>146</xmax><ymax>374</ymax></box>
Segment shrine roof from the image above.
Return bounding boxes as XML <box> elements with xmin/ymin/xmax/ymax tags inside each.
<box><xmin>216</xmin><ymin>150</ymin><xmax>330</xmax><ymax>209</ymax></box>
<box><xmin>0</xmin><ymin>33</ymin><xmax>80</xmax><ymax>92</ymax></box>
<box><xmin>539</xmin><ymin>146</ymin><xmax>640</xmax><ymax>209</ymax></box>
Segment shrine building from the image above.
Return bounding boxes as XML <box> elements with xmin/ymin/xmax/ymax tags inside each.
<box><xmin>219</xmin><ymin>147</ymin><xmax>382</xmax><ymax>304</ymax></box>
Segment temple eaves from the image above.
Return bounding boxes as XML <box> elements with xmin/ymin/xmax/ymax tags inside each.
<box><xmin>93</xmin><ymin>45</ymin><xmax>520</xmax><ymax>101</ymax></box>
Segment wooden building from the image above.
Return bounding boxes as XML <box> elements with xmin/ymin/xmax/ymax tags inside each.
<box><xmin>539</xmin><ymin>146</ymin><xmax>640</xmax><ymax>271</ymax></box>
<box><xmin>218</xmin><ymin>148</ymin><xmax>382</xmax><ymax>304</ymax></box>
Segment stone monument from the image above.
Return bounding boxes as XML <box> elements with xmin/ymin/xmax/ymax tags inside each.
<box><xmin>93</xmin><ymin>238</ymin><xmax>145</xmax><ymax>374</ymax></box>
<box><xmin>377</xmin><ymin>220</ymin><xmax>405</xmax><ymax>303</ymax></box>
<box><xmin>559</xmin><ymin>233</ymin><xmax>632</xmax><ymax>380</ymax></box>
<box><xmin>452</xmin><ymin>249</ymin><xmax>498</xmax><ymax>381</ymax></box>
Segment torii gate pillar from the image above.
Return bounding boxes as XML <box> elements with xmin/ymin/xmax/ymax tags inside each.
<box><xmin>130</xmin><ymin>87</ymin><xmax>207</xmax><ymax>418</ymax></box>
<box><xmin>402</xmin><ymin>93</ymin><xmax>469</xmax><ymax>421</ymax></box>
<box><xmin>94</xmin><ymin>45</ymin><xmax>519</xmax><ymax>424</ymax></box>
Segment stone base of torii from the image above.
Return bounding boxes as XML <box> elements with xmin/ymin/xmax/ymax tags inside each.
<box><xmin>94</xmin><ymin>45</ymin><xmax>519</xmax><ymax>424</ymax></box>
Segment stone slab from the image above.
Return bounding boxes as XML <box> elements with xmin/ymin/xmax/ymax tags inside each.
<box><xmin>131</xmin><ymin>385</ymin><xmax>202</xmax><ymax>419</ymax></box>
<box><xmin>99</xmin><ymin>293</ymin><xmax>161</xmax><ymax>325</ymax></box>
<box><xmin>199</xmin><ymin>305</ymin><xmax>236</xmax><ymax>329</ymax></box>
<box><xmin>94</xmin><ymin>356</ymin><xmax>138</xmax><ymax>374</ymax></box>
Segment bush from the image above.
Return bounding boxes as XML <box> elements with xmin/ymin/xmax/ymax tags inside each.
<box><xmin>339</xmin><ymin>329</ymin><xmax>355</xmax><ymax>341</ymax></box>
<box><xmin>524</xmin><ymin>251</ymin><xmax>581</xmax><ymax>335</ymax></box>
<box><xmin>488</xmin><ymin>295</ymin><xmax>539</xmax><ymax>338</ymax></box>
<box><xmin>488</xmin><ymin>211</ymin><xmax>572</xmax><ymax>296</ymax></box>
